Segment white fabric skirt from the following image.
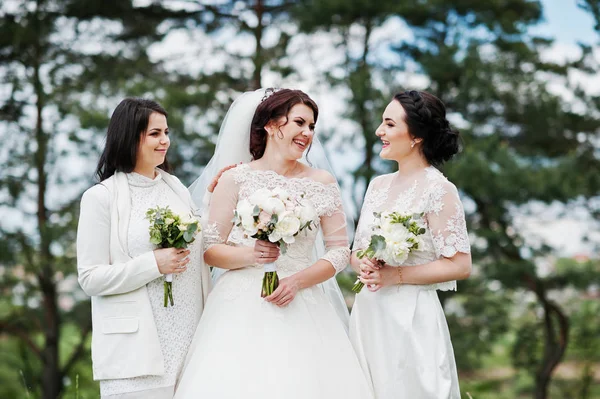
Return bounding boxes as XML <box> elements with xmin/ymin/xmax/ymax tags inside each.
<box><xmin>174</xmin><ymin>267</ymin><xmax>373</xmax><ymax>399</ymax></box>
<box><xmin>350</xmin><ymin>284</ymin><xmax>460</xmax><ymax>399</ymax></box>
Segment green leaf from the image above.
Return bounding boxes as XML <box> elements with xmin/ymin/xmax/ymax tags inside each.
<box><xmin>371</xmin><ymin>234</ymin><xmax>386</xmax><ymax>253</ymax></box>
<box><xmin>183</xmin><ymin>230</ymin><xmax>194</xmax><ymax>242</ymax></box>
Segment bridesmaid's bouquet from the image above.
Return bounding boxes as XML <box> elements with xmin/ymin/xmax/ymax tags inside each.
<box><xmin>146</xmin><ymin>206</ymin><xmax>201</xmax><ymax>307</ymax></box>
<box><xmin>233</xmin><ymin>187</ymin><xmax>317</xmax><ymax>297</ymax></box>
<box><xmin>352</xmin><ymin>211</ymin><xmax>426</xmax><ymax>293</ymax></box>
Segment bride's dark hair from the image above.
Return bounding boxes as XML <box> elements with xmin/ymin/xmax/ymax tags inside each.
<box><xmin>394</xmin><ymin>90</ymin><xmax>460</xmax><ymax>167</ymax></box>
<box><xmin>249</xmin><ymin>89</ymin><xmax>319</xmax><ymax>160</ymax></box>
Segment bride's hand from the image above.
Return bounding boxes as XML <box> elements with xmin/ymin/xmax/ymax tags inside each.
<box><xmin>207</xmin><ymin>163</ymin><xmax>239</xmax><ymax>193</ymax></box>
<box><xmin>360</xmin><ymin>265</ymin><xmax>400</xmax><ymax>292</ymax></box>
<box><xmin>253</xmin><ymin>240</ymin><xmax>280</xmax><ymax>264</ymax></box>
<box><xmin>264</xmin><ymin>276</ymin><xmax>300</xmax><ymax>307</ymax></box>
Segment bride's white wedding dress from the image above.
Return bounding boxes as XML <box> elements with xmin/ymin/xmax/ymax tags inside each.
<box><xmin>175</xmin><ymin>164</ymin><xmax>373</xmax><ymax>399</ymax></box>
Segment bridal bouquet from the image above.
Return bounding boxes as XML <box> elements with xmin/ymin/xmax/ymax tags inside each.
<box><xmin>145</xmin><ymin>206</ymin><xmax>201</xmax><ymax>307</ymax></box>
<box><xmin>352</xmin><ymin>211</ymin><xmax>426</xmax><ymax>293</ymax></box>
<box><xmin>233</xmin><ymin>187</ymin><xmax>317</xmax><ymax>297</ymax></box>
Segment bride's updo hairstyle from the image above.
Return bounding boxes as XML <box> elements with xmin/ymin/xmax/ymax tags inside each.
<box><xmin>250</xmin><ymin>88</ymin><xmax>319</xmax><ymax>160</ymax></box>
<box><xmin>394</xmin><ymin>90</ymin><xmax>460</xmax><ymax>167</ymax></box>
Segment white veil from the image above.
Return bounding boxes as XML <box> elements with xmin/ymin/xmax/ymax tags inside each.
<box><xmin>189</xmin><ymin>88</ymin><xmax>350</xmax><ymax>330</ymax></box>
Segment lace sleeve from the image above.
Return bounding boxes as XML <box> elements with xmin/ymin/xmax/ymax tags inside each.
<box><xmin>202</xmin><ymin>169</ymin><xmax>239</xmax><ymax>253</ymax></box>
<box><xmin>352</xmin><ymin>177</ymin><xmax>384</xmax><ymax>251</ymax></box>
<box><xmin>426</xmin><ymin>181</ymin><xmax>471</xmax><ymax>258</ymax></box>
<box><xmin>319</xmin><ymin>185</ymin><xmax>350</xmax><ymax>274</ymax></box>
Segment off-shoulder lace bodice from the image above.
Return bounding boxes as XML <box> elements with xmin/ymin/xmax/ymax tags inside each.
<box><xmin>204</xmin><ymin>164</ymin><xmax>350</xmax><ymax>273</ymax></box>
<box><xmin>353</xmin><ymin>167</ymin><xmax>470</xmax><ymax>291</ymax></box>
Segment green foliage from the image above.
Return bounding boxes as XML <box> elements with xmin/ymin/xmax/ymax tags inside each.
<box><xmin>145</xmin><ymin>206</ymin><xmax>200</xmax><ymax>249</ymax></box>
<box><xmin>568</xmin><ymin>299</ymin><xmax>600</xmax><ymax>362</ymax></box>
<box><xmin>444</xmin><ymin>278</ymin><xmax>512</xmax><ymax>371</ymax></box>
<box><xmin>1</xmin><ymin>1</ymin><xmax>599</xmax><ymax>398</ymax></box>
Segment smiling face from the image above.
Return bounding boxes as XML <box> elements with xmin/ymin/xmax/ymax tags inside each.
<box><xmin>376</xmin><ymin>100</ymin><xmax>417</xmax><ymax>162</ymax></box>
<box><xmin>266</xmin><ymin>103</ymin><xmax>315</xmax><ymax>160</ymax></box>
<box><xmin>135</xmin><ymin>112</ymin><xmax>170</xmax><ymax>171</ymax></box>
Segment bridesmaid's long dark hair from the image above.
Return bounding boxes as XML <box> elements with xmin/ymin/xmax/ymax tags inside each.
<box><xmin>96</xmin><ymin>98</ymin><xmax>169</xmax><ymax>181</ymax></box>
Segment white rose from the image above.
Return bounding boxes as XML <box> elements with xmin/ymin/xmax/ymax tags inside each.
<box><xmin>179</xmin><ymin>214</ymin><xmax>197</xmax><ymax>231</ymax></box>
<box><xmin>269</xmin><ymin>211</ymin><xmax>301</xmax><ymax>243</ymax></box>
<box><xmin>164</xmin><ymin>217</ymin><xmax>175</xmax><ymax>226</ymax></box>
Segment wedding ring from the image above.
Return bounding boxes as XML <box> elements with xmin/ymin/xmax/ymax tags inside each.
<box><xmin>260</xmin><ymin>251</ymin><xmax>265</xmax><ymax>258</ymax></box>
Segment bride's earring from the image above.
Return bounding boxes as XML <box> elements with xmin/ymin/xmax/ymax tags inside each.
<box><xmin>410</xmin><ymin>140</ymin><xmax>416</xmax><ymax>148</ymax></box>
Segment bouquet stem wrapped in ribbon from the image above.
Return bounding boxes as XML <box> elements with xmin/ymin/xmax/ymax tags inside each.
<box><xmin>145</xmin><ymin>206</ymin><xmax>200</xmax><ymax>307</ymax></box>
<box><xmin>352</xmin><ymin>211</ymin><xmax>426</xmax><ymax>293</ymax></box>
<box><xmin>233</xmin><ymin>187</ymin><xmax>317</xmax><ymax>297</ymax></box>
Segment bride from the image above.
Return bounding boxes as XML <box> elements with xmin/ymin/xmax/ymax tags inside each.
<box><xmin>175</xmin><ymin>88</ymin><xmax>373</xmax><ymax>398</ymax></box>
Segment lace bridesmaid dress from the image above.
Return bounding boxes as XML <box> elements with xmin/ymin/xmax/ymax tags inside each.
<box><xmin>350</xmin><ymin>167</ymin><xmax>470</xmax><ymax>399</ymax></box>
<box><xmin>174</xmin><ymin>164</ymin><xmax>373</xmax><ymax>399</ymax></box>
<box><xmin>100</xmin><ymin>172</ymin><xmax>206</xmax><ymax>399</ymax></box>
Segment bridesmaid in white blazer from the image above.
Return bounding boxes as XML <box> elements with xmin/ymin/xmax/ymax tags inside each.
<box><xmin>77</xmin><ymin>98</ymin><xmax>213</xmax><ymax>399</ymax></box>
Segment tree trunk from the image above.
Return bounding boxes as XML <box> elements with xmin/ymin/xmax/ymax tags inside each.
<box><xmin>525</xmin><ymin>277</ymin><xmax>569</xmax><ymax>399</ymax></box>
<box><xmin>252</xmin><ymin>0</ymin><xmax>264</xmax><ymax>90</ymax></box>
<box><xmin>357</xmin><ymin>19</ymin><xmax>375</xmax><ymax>189</ymax></box>
<box><xmin>33</xmin><ymin>2</ymin><xmax>62</xmax><ymax>397</ymax></box>
<box><xmin>534</xmin><ymin>300</ymin><xmax>569</xmax><ymax>399</ymax></box>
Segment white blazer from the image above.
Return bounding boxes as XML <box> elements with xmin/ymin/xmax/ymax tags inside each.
<box><xmin>76</xmin><ymin>170</ymin><xmax>211</xmax><ymax>380</ymax></box>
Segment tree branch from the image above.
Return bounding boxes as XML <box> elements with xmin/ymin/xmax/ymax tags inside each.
<box><xmin>60</xmin><ymin>321</ymin><xmax>92</xmax><ymax>379</ymax></box>
<box><xmin>0</xmin><ymin>322</ymin><xmax>42</xmax><ymax>359</ymax></box>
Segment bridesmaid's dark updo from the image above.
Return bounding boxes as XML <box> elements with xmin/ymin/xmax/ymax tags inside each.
<box><xmin>394</xmin><ymin>90</ymin><xmax>460</xmax><ymax>167</ymax></box>
<box><xmin>250</xmin><ymin>88</ymin><xmax>319</xmax><ymax>160</ymax></box>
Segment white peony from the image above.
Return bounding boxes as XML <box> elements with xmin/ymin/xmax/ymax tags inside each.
<box><xmin>379</xmin><ymin>213</ymin><xmax>395</xmax><ymax>234</ymax></box>
<box><xmin>296</xmin><ymin>200</ymin><xmax>317</xmax><ymax>226</ymax></box>
<box><xmin>262</xmin><ymin>197</ymin><xmax>286</xmax><ymax>215</ymax></box>
<box><xmin>248</xmin><ymin>188</ymin><xmax>272</xmax><ymax>209</ymax></box>
<box><xmin>236</xmin><ymin>199</ymin><xmax>258</xmax><ymax>235</ymax></box>
<box><xmin>384</xmin><ymin>225</ymin><xmax>413</xmax><ymax>265</ymax></box>
<box><xmin>270</xmin><ymin>211</ymin><xmax>301</xmax><ymax>243</ymax></box>
<box><xmin>271</xmin><ymin>187</ymin><xmax>290</xmax><ymax>200</ymax></box>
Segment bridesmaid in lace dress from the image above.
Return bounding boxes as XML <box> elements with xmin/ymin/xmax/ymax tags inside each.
<box><xmin>77</xmin><ymin>98</ymin><xmax>214</xmax><ymax>398</ymax></box>
<box><xmin>349</xmin><ymin>90</ymin><xmax>472</xmax><ymax>399</ymax></box>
